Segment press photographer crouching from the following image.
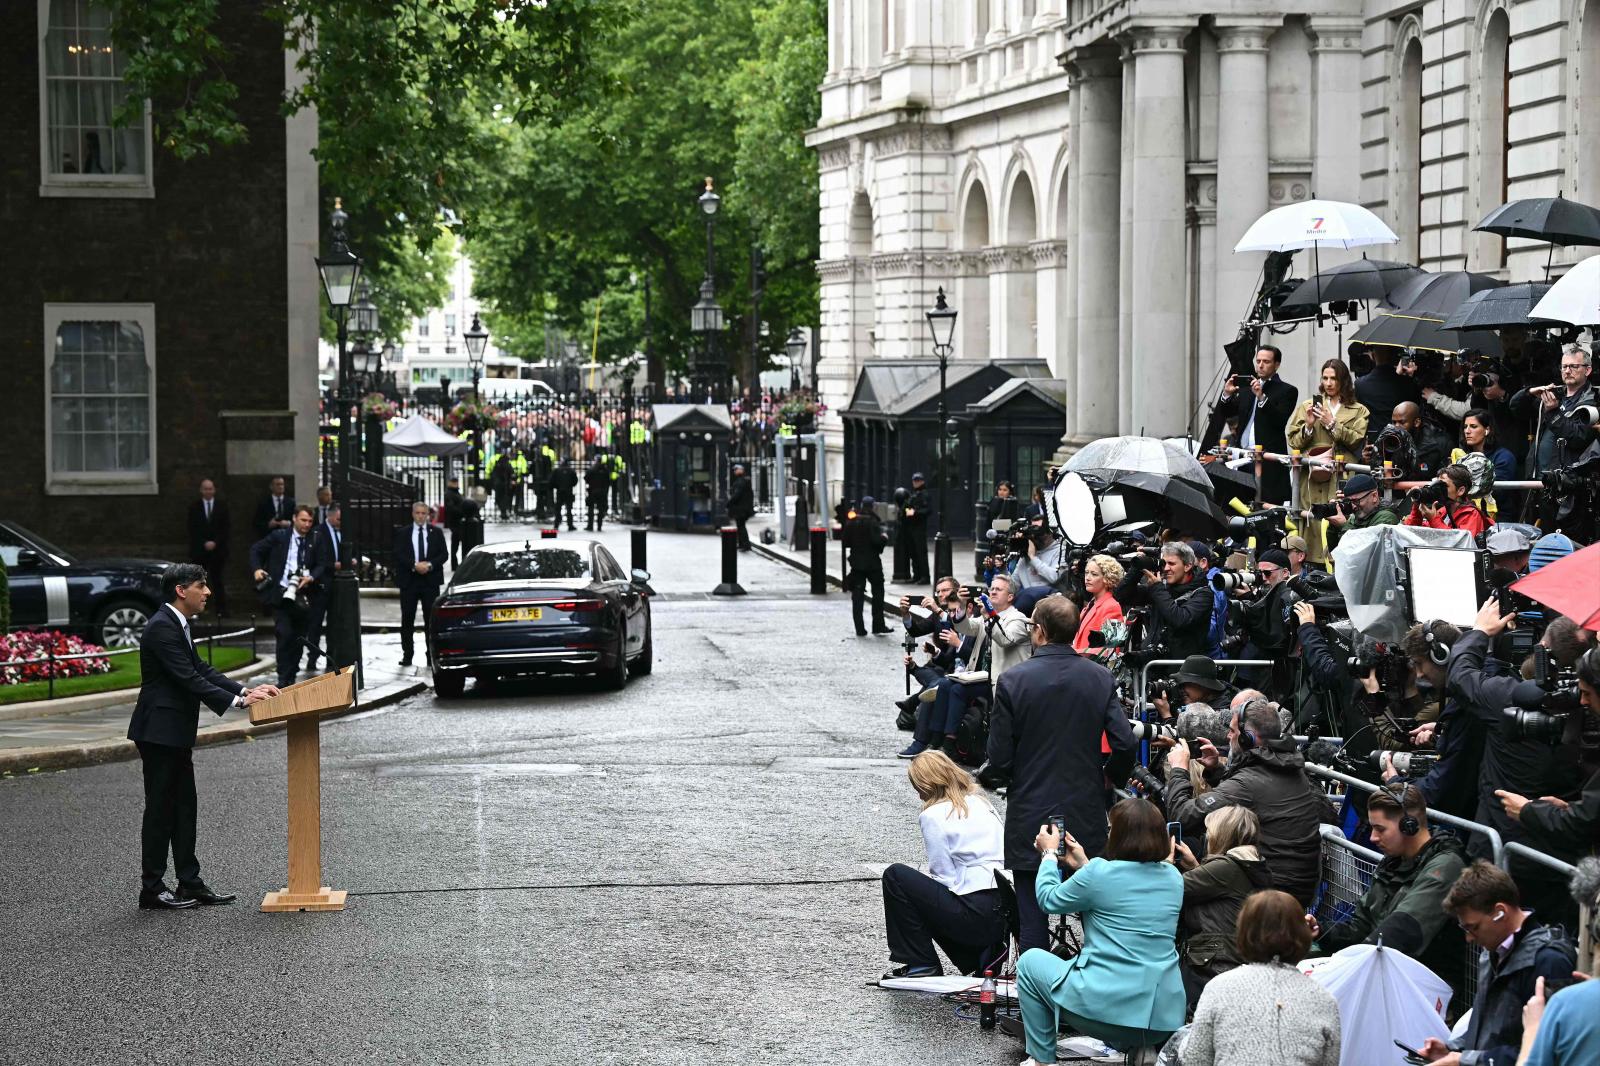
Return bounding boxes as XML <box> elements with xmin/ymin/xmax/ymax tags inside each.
<box><xmin>1165</xmin><ymin>696</ymin><xmax>1333</xmax><ymax>906</ymax></box>
<box><xmin>1493</xmin><ymin>644</ymin><xmax>1600</xmax><ymax>860</ymax></box>
<box><xmin>1304</xmin><ymin>783</ymin><xmax>1468</xmax><ymax>994</ymax></box>
<box><xmin>879</xmin><ymin>751</ymin><xmax>1008</xmax><ymax>981</ymax></box>
<box><xmin>1445</xmin><ymin>601</ymin><xmax>1592</xmax><ymax>928</ymax></box>
<box><xmin>1402</xmin><ymin>463</ymin><xmax>1492</xmax><ymax>537</ymax></box>
<box><xmin>1115</xmin><ymin>541</ymin><xmax>1214</xmax><ymax>660</ymax></box>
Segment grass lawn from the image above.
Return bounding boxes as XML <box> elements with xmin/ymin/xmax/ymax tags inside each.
<box><xmin>0</xmin><ymin>646</ymin><xmax>257</xmax><ymax>706</ymax></box>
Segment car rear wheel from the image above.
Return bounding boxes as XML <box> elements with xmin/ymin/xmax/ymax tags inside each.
<box><xmin>599</xmin><ymin>628</ymin><xmax>628</xmax><ymax>691</ymax></box>
<box><xmin>93</xmin><ymin>600</ymin><xmax>152</xmax><ymax>649</ymax></box>
<box><xmin>627</xmin><ymin>613</ymin><xmax>653</xmax><ymax>677</ymax></box>
<box><xmin>434</xmin><ymin>670</ymin><xmax>466</xmax><ymax>699</ymax></box>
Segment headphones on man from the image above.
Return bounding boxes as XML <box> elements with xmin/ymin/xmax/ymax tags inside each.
<box><xmin>1387</xmin><ymin>781</ymin><xmax>1423</xmax><ymax>837</ymax></box>
<box><xmin>1423</xmin><ymin>620</ymin><xmax>1452</xmax><ymax>666</ymax></box>
<box><xmin>1237</xmin><ymin>727</ymin><xmax>1257</xmax><ymax>751</ymax></box>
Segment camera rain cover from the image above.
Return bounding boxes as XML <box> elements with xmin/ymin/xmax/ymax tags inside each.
<box><xmin>1330</xmin><ymin>525</ymin><xmax>1474</xmax><ymax>644</ymax></box>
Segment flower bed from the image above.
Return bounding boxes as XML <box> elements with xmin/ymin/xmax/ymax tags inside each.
<box><xmin>0</xmin><ymin>631</ymin><xmax>113</xmax><ymax>685</ymax></box>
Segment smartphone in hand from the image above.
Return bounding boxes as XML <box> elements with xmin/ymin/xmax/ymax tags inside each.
<box><xmin>1051</xmin><ymin>816</ymin><xmax>1067</xmax><ymax>856</ymax></box>
<box><xmin>1166</xmin><ymin>821</ymin><xmax>1183</xmax><ymax>846</ymax></box>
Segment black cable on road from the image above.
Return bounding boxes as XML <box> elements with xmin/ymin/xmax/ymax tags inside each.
<box><xmin>347</xmin><ymin>875</ymin><xmax>880</xmax><ymax>899</ymax></box>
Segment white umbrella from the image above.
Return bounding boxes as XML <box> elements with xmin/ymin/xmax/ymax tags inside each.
<box><xmin>1530</xmin><ymin>254</ymin><xmax>1600</xmax><ymax>325</ymax></box>
<box><xmin>1234</xmin><ymin>199</ymin><xmax>1400</xmax><ymax>253</ymax></box>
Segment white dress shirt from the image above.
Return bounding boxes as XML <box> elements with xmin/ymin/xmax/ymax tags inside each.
<box><xmin>166</xmin><ymin>603</ymin><xmax>244</xmax><ymax>707</ymax></box>
<box><xmin>919</xmin><ymin>797</ymin><xmax>1005</xmax><ymax>895</ymax></box>
<box><xmin>279</xmin><ymin>532</ymin><xmax>306</xmax><ymax>588</ymax></box>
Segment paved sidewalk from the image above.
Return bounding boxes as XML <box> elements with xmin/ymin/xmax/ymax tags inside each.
<box><xmin>0</xmin><ymin>633</ymin><xmax>425</xmax><ymax>776</ymax></box>
<box><xmin>745</xmin><ymin>512</ymin><xmax>979</xmax><ymax>600</ymax></box>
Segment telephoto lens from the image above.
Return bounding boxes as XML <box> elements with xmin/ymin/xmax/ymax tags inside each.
<box><xmin>1502</xmin><ymin>707</ymin><xmax>1571</xmax><ymax>745</ymax></box>
<box><xmin>1129</xmin><ymin>764</ymin><xmax>1167</xmax><ymax>803</ymax></box>
<box><xmin>1128</xmin><ymin>719</ymin><xmax>1178</xmax><ymax>742</ymax></box>
<box><xmin>1364</xmin><ymin>750</ymin><xmax>1439</xmax><ymax>776</ymax></box>
<box><xmin>1210</xmin><ymin>569</ymin><xmax>1258</xmax><ymax>593</ymax></box>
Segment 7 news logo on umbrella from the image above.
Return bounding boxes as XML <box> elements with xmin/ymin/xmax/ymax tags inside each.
<box><xmin>1305</xmin><ymin>216</ymin><xmax>1327</xmax><ymax>234</ymax></box>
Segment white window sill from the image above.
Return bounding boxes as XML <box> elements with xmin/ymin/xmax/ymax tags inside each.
<box><xmin>39</xmin><ymin>181</ymin><xmax>154</xmax><ymax>200</ymax></box>
<box><xmin>47</xmin><ymin>476</ymin><xmax>160</xmax><ymax>496</ymax></box>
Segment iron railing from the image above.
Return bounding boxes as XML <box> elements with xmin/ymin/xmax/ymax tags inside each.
<box><xmin>0</xmin><ymin>621</ymin><xmax>257</xmax><ymax>701</ymax></box>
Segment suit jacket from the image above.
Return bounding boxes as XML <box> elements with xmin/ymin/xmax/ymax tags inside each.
<box><xmin>727</xmin><ymin>476</ymin><xmax>755</xmax><ymax>520</ymax></box>
<box><xmin>187</xmin><ymin>498</ymin><xmax>231</xmax><ymax>560</ymax></box>
<box><xmin>392</xmin><ymin>523</ymin><xmax>448</xmax><ymax>592</ymax></box>
<box><xmin>980</xmin><ymin>643</ymin><xmax>1136</xmax><ymax>869</ymax></box>
<box><xmin>253</xmin><ymin>493</ymin><xmax>295</xmax><ymax>538</ymax></box>
<box><xmin>249</xmin><ymin>528</ymin><xmax>328</xmax><ymax>610</ymax></box>
<box><xmin>127</xmin><ymin>606</ymin><xmax>245</xmax><ymax>748</ymax></box>
<box><xmin>1222</xmin><ymin>376</ymin><xmax>1298</xmax><ymax>503</ymax></box>
<box><xmin>310</xmin><ymin>522</ymin><xmax>350</xmax><ymax>585</ymax></box>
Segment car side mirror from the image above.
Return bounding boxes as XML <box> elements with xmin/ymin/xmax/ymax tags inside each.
<box><xmin>631</xmin><ymin>569</ymin><xmax>651</xmax><ymax>585</ymax></box>
<box><xmin>13</xmin><ymin>549</ymin><xmax>42</xmax><ymax>569</ymax></box>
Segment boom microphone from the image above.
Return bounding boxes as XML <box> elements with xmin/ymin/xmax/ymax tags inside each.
<box><xmin>1572</xmin><ymin>856</ymin><xmax>1600</xmax><ymax>910</ymax></box>
<box><xmin>1304</xmin><ymin>738</ymin><xmax>1344</xmax><ymax>769</ymax></box>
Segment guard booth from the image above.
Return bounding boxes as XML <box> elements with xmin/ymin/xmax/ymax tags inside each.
<box><xmin>649</xmin><ymin>403</ymin><xmax>733</xmax><ymax>531</ymax></box>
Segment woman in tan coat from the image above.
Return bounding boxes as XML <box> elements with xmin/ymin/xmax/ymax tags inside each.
<box><xmin>1286</xmin><ymin>359</ymin><xmax>1369</xmax><ymax>566</ymax></box>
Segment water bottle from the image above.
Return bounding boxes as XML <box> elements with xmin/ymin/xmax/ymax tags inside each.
<box><xmin>979</xmin><ymin>969</ymin><xmax>997</xmax><ymax>1030</ymax></box>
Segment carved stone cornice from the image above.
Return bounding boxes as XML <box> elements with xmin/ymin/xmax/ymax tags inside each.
<box><xmin>1124</xmin><ymin>24</ymin><xmax>1192</xmax><ymax>56</ymax></box>
<box><xmin>1213</xmin><ymin>19</ymin><xmax>1278</xmax><ymax>54</ymax></box>
<box><xmin>1029</xmin><ymin>239</ymin><xmax>1070</xmax><ymax>266</ymax></box>
<box><xmin>871</xmin><ymin>126</ymin><xmax>953</xmax><ymax>158</ymax></box>
<box><xmin>870</xmin><ymin>251</ymin><xmax>920</xmax><ymax>277</ymax></box>
<box><xmin>818</xmin><ymin>145</ymin><xmax>851</xmax><ymax>171</ymax></box>
<box><xmin>982</xmin><ymin>244</ymin><xmax>1033</xmax><ymax>272</ymax></box>
<box><xmin>1060</xmin><ymin>46</ymin><xmax>1121</xmax><ymax>82</ymax></box>
<box><xmin>1306</xmin><ymin>16</ymin><xmax>1364</xmax><ymax>54</ymax></box>
<box><xmin>816</xmin><ymin>257</ymin><xmax>861</xmax><ymax>281</ymax></box>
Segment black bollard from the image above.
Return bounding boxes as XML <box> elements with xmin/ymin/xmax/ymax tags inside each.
<box><xmin>809</xmin><ymin>527</ymin><xmax>828</xmax><ymax>594</ymax></box>
<box><xmin>712</xmin><ymin>526</ymin><xmax>746</xmax><ymax>596</ymax></box>
<box><xmin>328</xmin><ymin>569</ymin><xmax>365</xmax><ymax>690</ymax></box>
<box><xmin>631</xmin><ymin>527</ymin><xmax>648</xmax><ymax>574</ymax></box>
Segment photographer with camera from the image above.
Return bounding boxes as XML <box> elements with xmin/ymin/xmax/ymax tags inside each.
<box><xmin>1494</xmin><ymin>645</ymin><xmax>1600</xmax><ymax>861</ymax></box>
<box><xmin>1166</xmin><ymin>696</ymin><xmax>1334</xmax><ymax>906</ymax></box>
<box><xmin>1321</xmin><ymin>473</ymin><xmax>1400</xmax><ymax>551</ymax></box>
<box><xmin>896</xmin><ymin>581</ymin><xmax>984</xmax><ymax>759</ymax></box>
<box><xmin>1219</xmin><ymin>344</ymin><xmax>1299</xmax><ymax>504</ymax></box>
<box><xmin>955</xmin><ymin>574</ymin><xmax>1032</xmax><ymax>691</ymax></box>
<box><xmin>1366</xmin><ymin>401</ymin><xmax>1455</xmax><ymax>483</ymax></box>
<box><xmin>1288</xmin><ymin>359</ymin><xmax>1371</xmax><ymax>567</ymax></box>
<box><xmin>1357</xmin><ymin>347</ymin><xmax>1423</xmax><ymax>439</ymax></box>
<box><xmin>1010</xmin><ymin>508</ymin><xmax>1067</xmax><ymax>593</ymax></box>
<box><xmin>1231</xmin><ymin>547</ymin><xmax>1296</xmax><ymax>695</ymax></box>
<box><xmin>1291</xmin><ymin>601</ymin><xmax>1362</xmax><ymax>739</ymax></box>
<box><xmin>1305</xmin><ymin>783</ymin><xmax>1469</xmax><ymax>993</ymax></box>
<box><xmin>1115</xmin><ymin>541</ymin><xmax>1215</xmax><ymax>660</ymax></box>
<box><xmin>1403</xmin><ymin>463</ymin><xmax>1492</xmax><ymax>536</ymax></box>
<box><xmin>1511</xmin><ymin>345</ymin><xmax>1597</xmax><ymax>478</ymax></box>
<box><xmin>1446</xmin><ymin>602</ymin><xmax>1590</xmax><ymax>925</ymax></box>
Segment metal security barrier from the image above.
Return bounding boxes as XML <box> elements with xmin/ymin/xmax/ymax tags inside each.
<box><xmin>1306</xmin><ymin>764</ymin><xmax>1505</xmax><ymax>867</ymax></box>
<box><xmin>1133</xmin><ymin>658</ymin><xmax>1273</xmax><ymax>767</ymax></box>
<box><xmin>1313</xmin><ymin>824</ymin><xmax>1380</xmax><ymax>932</ymax></box>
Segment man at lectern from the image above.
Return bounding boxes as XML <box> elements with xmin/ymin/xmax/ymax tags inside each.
<box><xmin>128</xmin><ymin>564</ymin><xmax>279</xmax><ymax>910</ymax></box>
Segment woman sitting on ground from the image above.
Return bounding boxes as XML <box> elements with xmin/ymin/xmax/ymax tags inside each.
<box><xmin>879</xmin><ymin>751</ymin><xmax>1008</xmax><ymax>980</ymax></box>
<box><xmin>1180</xmin><ymin>889</ymin><xmax>1341</xmax><ymax>1066</ymax></box>
<box><xmin>1014</xmin><ymin>798</ymin><xmax>1185</xmax><ymax>1065</ymax></box>
<box><xmin>1173</xmin><ymin>806</ymin><xmax>1273</xmax><ymax>1008</ymax></box>
<box><xmin>1071</xmin><ymin>554</ymin><xmax>1126</xmax><ymax>656</ymax></box>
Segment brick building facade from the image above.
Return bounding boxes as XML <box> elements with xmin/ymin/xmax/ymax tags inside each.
<box><xmin>0</xmin><ymin>0</ymin><xmax>320</xmax><ymax>597</ymax></box>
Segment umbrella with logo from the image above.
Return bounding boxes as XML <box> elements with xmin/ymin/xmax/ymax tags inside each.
<box><xmin>1440</xmin><ymin>283</ymin><xmax>1563</xmax><ymax>331</ymax></box>
<box><xmin>1065</xmin><ymin>436</ymin><xmax>1228</xmax><ymax>534</ymax></box>
<box><xmin>1530</xmin><ymin>254</ymin><xmax>1600</xmax><ymax>325</ymax></box>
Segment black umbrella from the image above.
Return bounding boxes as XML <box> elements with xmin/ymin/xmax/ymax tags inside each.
<box><xmin>1475</xmin><ymin>195</ymin><xmax>1600</xmax><ymax>246</ymax></box>
<box><xmin>1440</xmin><ymin>283</ymin><xmax>1565</xmax><ymax>331</ymax></box>
<box><xmin>1064</xmin><ymin>436</ymin><xmax>1228</xmax><ymax>534</ymax></box>
<box><xmin>1282</xmin><ymin>257</ymin><xmax>1426</xmax><ymax>308</ymax></box>
<box><xmin>1383</xmin><ymin>270</ymin><xmax>1504</xmax><ymax>315</ymax></box>
<box><xmin>1350</xmin><ymin>311</ymin><xmax>1504</xmax><ymax>356</ymax></box>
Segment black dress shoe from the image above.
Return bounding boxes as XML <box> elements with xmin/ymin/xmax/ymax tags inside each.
<box><xmin>399</xmin><ymin>656</ymin><xmax>413</xmax><ymax>667</ymax></box>
<box><xmin>139</xmin><ymin>887</ymin><xmax>199</xmax><ymax>910</ymax></box>
<box><xmin>176</xmin><ymin>884</ymin><xmax>237</xmax><ymax>906</ymax></box>
<box><xmin>871</xmin><ymin>626</ymin><xmax>894</xmax><ymax>634</ymax></box>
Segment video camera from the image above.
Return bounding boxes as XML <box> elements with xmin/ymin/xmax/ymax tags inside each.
<box><xmin>1502</xmin><ymin>646</ymin><xmax>1584</xmax><ymax>745</ymax></box>
<box><xmin>1226</xmin><ymin>507</ymin><xmax>1289</xmax><ymax>548</ymax></box>
<box><xmin>1373</xmin><ymin>422</ymin><xmax>1418</xmax><ymax>473</ymax></box>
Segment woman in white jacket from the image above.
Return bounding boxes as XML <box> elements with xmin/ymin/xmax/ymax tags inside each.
<box><xmin>879</xmin><ymin>751</ymin><xmax>1009</xmax><ymax>979</ymax></box>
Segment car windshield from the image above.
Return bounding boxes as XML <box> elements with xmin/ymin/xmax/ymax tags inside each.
<box><xmin>454</xmin><ymin>548</ymin><xmax>592</xmax><ymax>584</ymax></box>
<box><xmin>0</xmin><ymin>522</ymin><xmax>75</xmax><ymax>567</ymax></box>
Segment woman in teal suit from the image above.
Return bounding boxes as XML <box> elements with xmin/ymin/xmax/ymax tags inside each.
<box><xmin>1015</xmin><ymin>798</ymin><xmax>1185</xmax><ymax>1064</ymax></box>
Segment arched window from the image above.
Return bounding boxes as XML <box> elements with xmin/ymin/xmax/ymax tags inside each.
<box><xmin>1394</xmin><ymin>32</ymin><xmax>1424</xmax><ymax>264</ymax></box>
<box><xmin>1577</xmin><ymin>0</ymin><xmax>1600</xmax><ymax>204</ymax></box>
<box><xmin>1474</xmin><ymin>8</ymin><xmax>1511</xmax><ymax>268</ymax></box>
<box><xmin>1004</xmin><ymin>172</ymin><xmax>1038</xmax><ymax>358</ymax></box>
<box><xmin>849</xmin><ymin>192</ymin><xmax>876</xmax><ymax>363</ymax></box>
<box><xmin>959</xmin><ymin>181</ymin><xmax>991</xmax><ymax>359</ymax></box>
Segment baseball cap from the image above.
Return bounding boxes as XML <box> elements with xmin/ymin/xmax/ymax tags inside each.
<box><xmin>1528</xmin><ymin>531</ymin><xmax>1575</xmax><ymax>573</ymax></box>
<box><xmin>1283</xmin><ymin>534</ymin><xmax>1308</xmax><ymax>553</ymax></box>
<box><xmin>1343</xmin><ymin>473</ymin><xmax>1379</xmax><ymax>496</ymax></box>
<box><xmin>859</xmin><ymin>495</ymin><xmax>877</xmax><ymax>509</ymax></box>
<box><xmin>911</xmin><ymin>472</ymin><xmax>926</xmax><ymax>481</ymax></box>
<box><xmin>1189</xmin><ymin>540</ymin><xmax>1214</xmax><ymax>564</ymax></box>
<box><xmin>1484</xmin><ymin>527</ymin><xmax>1531</xmax><ymax>556</ymax></box>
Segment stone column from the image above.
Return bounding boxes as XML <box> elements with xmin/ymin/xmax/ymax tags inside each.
<box><xmin>1117</xmin><ymin>41</ymin><xmax>1136</xmax><ymax>432</ymax></box>
<box><xmin>1212</xmin><ymin>20</ymin><xmax>1275</xmax><ymax>394</ymax></box>
<box><xmin>1128</xmin><ymin>24</ymin><xmax>1192</xmax><ymax>436</ymax></box>
<box><xmin>1070</xmin><ymin>50</ymin><xmax>1122</xmax><ymax>445</ymax></box>
<box><xmin>1031</xmin><ymin>240</ymin><xmax>1068</xmax><ymax>375</ymax></box>
<box><xmin>1308</xmin><ymin>18</ymin><xmax>1364</xmax><ymax>202</ymax></box>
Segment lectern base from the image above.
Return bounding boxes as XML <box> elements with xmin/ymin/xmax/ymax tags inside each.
<box><xmin>261</xmin><ymin>887</ymin><xmax>347</xmax><ymax>912</ymax></box>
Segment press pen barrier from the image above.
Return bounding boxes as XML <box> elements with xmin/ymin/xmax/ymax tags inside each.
<box><xmin>1132</xmin><ymin>658</ymin><xmax>1273</xmax><ymax>768</ymax></box>
<box><xmin>1210</xmin><ymin>443</ymin><xmax>1545</xmax><ymax>511</ymax></box>
<box><xmin>0</xmin><ymin>622</ymin><xmax>257</xmax><ymax>701</ymax></box>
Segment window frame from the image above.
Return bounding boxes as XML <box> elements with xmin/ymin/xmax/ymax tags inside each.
<box><xmin>43</xmin><ymin>302</ymin><xmax>159</xmax><ymax>496</ymax></box>
<box><xmin>36</xmin><ymin>0</ymin><xmax>155</xmax><ymax>199</ymax></box>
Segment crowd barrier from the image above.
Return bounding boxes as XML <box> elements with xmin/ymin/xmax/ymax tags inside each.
<box><xmin>1210</xmin><ymin>443</ymin><xmax>1545</xmax><ymax>512</ymax></box>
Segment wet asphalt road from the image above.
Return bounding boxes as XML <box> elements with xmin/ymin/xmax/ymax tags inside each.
<box><xmin>0</xmin><ymin>530</ymin><xmax>1029</xmax><ymax>1066</ymax></box>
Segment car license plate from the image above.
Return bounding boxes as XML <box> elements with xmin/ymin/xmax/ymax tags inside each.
<box><xmin>489</xmin><ymin>607</ymin><xmax>542</xmax><ymax>622</ymax></box>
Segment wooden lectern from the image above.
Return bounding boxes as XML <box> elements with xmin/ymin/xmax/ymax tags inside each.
<box><xmin>248</xmin><ymin>666</ymin><xmax>355</xmax><ymax>912</ymax></box>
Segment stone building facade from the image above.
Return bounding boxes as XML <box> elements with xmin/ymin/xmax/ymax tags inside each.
<box><xmin>0</xmin><ymin>1</ymin><xmax>320</xmax><ymax>575</ymax></box>
<box><xmin>809</xmin><ymin>0</ymin><xmax>1600</xmax><ymax>495</ymax></box>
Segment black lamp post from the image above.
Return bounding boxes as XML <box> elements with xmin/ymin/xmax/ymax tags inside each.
<box><xmin>690</xmin><ymin>177</ymin><xmax>724</xmax><ymax>400</ymax></box>
<box><xmin>464</xmin><ymin>313</ymin><xmax>489</xmax><ymax>483</ymax></box>
<box><xmin>315</xmin><ymin>198</ymin><xmax>363</xmax><ymax>473</ymax></box>
<box><xmin>785</xmin><ymin>328</ymin><xmax>807</xmax><ymax>394</ymax></box>
<box><xmin>925</xmin><ymin>287</ymin><xmax>958</xmax><ymax>581</ymax></box>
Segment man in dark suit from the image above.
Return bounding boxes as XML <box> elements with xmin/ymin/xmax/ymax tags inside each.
<box><xmin>1218</xmin><ymin>344</ymin><xmax>1298</xmax><ymax>505</ymax></box>
<box><xmin>843</xmin><ymin>496</ymin><xmax>892</xmax><ymax>636</ymax></box>
<box><xmin>249</xmin><ymin>505</ymin><xmax>326</xmax><ymax>688</ymax></box>
<box><xmin>393</xmin><ymin>500</ymin><xmax>447</xmax><ymax>666</ymax></box>
<box><xmin>900</xmin><ymin>473</ymin><xmax>931</xmax><ymax>584</ymax></box>
<box><xmin>253</xmin><ymin>475</ymin><xmax>295</xmax><ymax>539</ymax></box>
<box><xmin>727</xmin><ymin>463</ymin><xmax>755</xmax><ymax>551</ymax></box>
<box><xmin>187</xmin><ymin>478</ymin><xmax>230</xmax><ymax>616</ymax></box>
<box><xmin>979</xmin><ymin>594</ymin><xmax>1137</xmax><ymax>952</ymax></box>
<box><xmin>302</xmin><ymin>503</ymin><xmax>350</xmax><ymax>671</ymax></box>
<box><xmin>443</xmin><ymin>476</ymin><xmax>465</xmax><ymax>566</ymax></box>
<box><xmin>127</xmin><ymin>563</ymin><xmax>278</xmax><ymax>909</ymax></box>
<box><xmin>312</xmin><ymin>484</ymin><xmax>336</xmax><ymax>525</ymax></box>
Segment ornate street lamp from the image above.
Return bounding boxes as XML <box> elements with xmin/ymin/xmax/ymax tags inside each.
<box><xmin>691</xmin><ymin>177</ymin><xmax>725</xmax><ymax>399</ymax></box>
<box><xmin>315</xmin><ymin>198</ymin><xmax>364</xmax><ymax>474</ymax></box>
<box><xmin>924</xmin><ymin>287</ymin><xmax>959</xmax><ymax>580</ymax></box>
<box><xmin>464</xmin><ymin>313</ymin><xmax>489</xmax><ymax>482</ymax></box>
<box><xmin>785</xmin><ymin>328</ymin><xmax>807</xmax><ymax>393</ymax></box>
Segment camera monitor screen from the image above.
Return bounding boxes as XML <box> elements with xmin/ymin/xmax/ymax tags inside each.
<box><xmin>1406</xmin><ymin>546</ymin><xmax>1487</xmax><ymax>628</ymax></box>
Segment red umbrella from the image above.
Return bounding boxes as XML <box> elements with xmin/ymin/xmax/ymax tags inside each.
<box><xmin>1511</xmin><ymin>542</ymin><xmax>1600</xmax><ymax>629</ymax></box>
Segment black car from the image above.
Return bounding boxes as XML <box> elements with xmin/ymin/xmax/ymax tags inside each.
<box><xmin>429</xmin><ymin>538</ymin><xmax>652</xmax><ymax>698</ymax></box>
<box><xmin>0</xmin><ymin>520</ymin><xmax>169</xmax><ymax>649</ymax></box>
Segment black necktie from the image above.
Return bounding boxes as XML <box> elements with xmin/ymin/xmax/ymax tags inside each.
<box><xmin>417</xmin><ymin>527</ymin><xmax>425</xmax><ymax>563</ymax></box>
<box><xmin>293</xmin><ymin>535</ymin><xmax>304</xmax><ymax>572</ymax></box>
